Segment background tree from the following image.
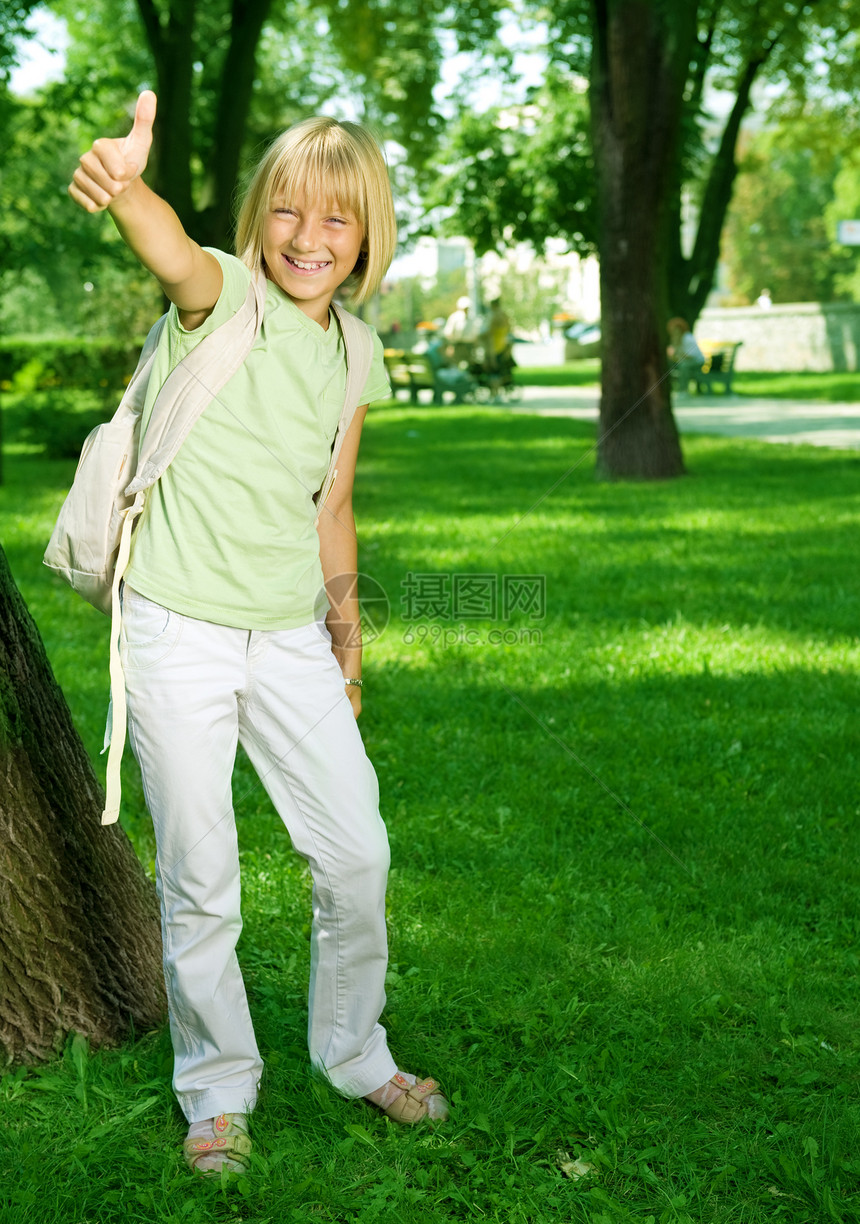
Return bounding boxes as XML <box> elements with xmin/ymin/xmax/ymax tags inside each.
<box><xmin>1</xmin><ymin>0</ymin><xmax>506</xmax><ymax>336</ymax></box>
<box><xmin>51</xmin><ymin>0</ymin><xmax>337</xmax><ymax>249</ymax></box>
<box><xmin>0</xmin><ymin>546</ymin><xmax>164</xmax><ymax>1064</ymax></box>
<box><xmin>666</xmin><ymin>0</ymin><xmax>858</xmax><ymax>327</ymax></box>
<box><xmin>827</xmin><ymin>152</ymin><xmax>860</xmax><ymax>301</ymax></box>
<box><xmin>435</xmin><ymin>0</ymin><xmax>859</xmax><ymax>478</ymax></box>
<box><xmin>721</xmin><ymin>113</ymin><xmax>858</xmax><ymax>305</ymax></box>
<box><xmin>588</xmin><ymin>0</ymin><xmax>690</xmax><ymax>479</ymax></box>
<box><xmin>427</xmin><ymin>64</ymin><xmax>597</xmax><ymax>260</ymax></box>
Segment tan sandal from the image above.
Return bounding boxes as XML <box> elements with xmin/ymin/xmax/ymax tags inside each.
<box><xmin>366</xmin><ymin>1072</ymin><xmax>450</xmax><ymax>1125</ymax></box>
<box><xmin>183</xmin><ymin>1112</ymin><xmax>252</xmax><ymax>1176</ymax></box>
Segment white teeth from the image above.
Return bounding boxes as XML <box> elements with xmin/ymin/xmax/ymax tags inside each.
<box><xmin>290</xmin><ymin>257</ymin><xmax>328</xmax><ymax>270</ymax></box>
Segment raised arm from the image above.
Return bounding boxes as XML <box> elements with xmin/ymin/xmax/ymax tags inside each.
<box><xmin>68</xmin><ymin>91</ymin><xmax>222</xmax><ymax>325</ymax></box>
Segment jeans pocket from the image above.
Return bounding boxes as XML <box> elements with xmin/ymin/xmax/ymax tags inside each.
<box><xmin>121</xmin><ymin>586</ymin><xmax>183</xmax><ymax>669</ymax></box>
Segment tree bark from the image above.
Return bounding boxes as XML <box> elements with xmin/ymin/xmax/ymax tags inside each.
<box><xmin>590</xmin><ymin>0</ymin><xmax>695</xmax><ymax>479</ymax></box>
<box><xmin>0</xmin><ymin>547</ymin><xmax>164</xmax><ymax>1065</ymax></box>
<box><xmin>136</xmin><ymin>0</ymin><xmax>273</xmax><ymax>249</ymax></box>
<box><xmin>137</xmin><ymin>0</ymin><xmax>198</xmax><ymax>232</ymax></box>
<box><xmin>197</xmin><ymin>0</ymin><xmax>275</xmax><ymax>248</ymax></box>
<box><xmin>672</xmin><ymin>55</ymin><xmax>766</xmax><ymax>324</ymax></box>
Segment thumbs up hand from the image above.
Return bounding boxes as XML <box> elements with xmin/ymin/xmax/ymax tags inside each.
<box><xmin>67</xmin><ymin>89</ymin><xmax>222</xmax><ymax>318</ymax></box>
<box><xmin>69</xmin><ymin>91</ymin><xmax>157</xmax><ymax>213</ymax></box>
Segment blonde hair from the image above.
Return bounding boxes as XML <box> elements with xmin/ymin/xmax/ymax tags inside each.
<box><xmin>235</xmin><ymin>117</ymin><xmax>397</xmax><ymax>304</ymax></box>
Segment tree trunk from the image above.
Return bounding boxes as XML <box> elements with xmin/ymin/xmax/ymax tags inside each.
<box><xmin>672</xmin><ymin>55</ymin><xmax>766</xmax><ymax>325</ymax></box>
<box><xmin>136</xmin><ymin>0</ymin><xmax>197</xmax><ymax>233</ymax></box>
<box><xmin>590</xmin><ymin>0</ymin><xmax>694</xmax><ymax>479</ymax></box>
<box><xmin>136</xmin><ymin>0</ymin><xmax>273</xmax><ymax>250</ymax></box>
<box><xmin>0</xmin><ymin>547</ymin><xmax>165</xmax><ymax>1065</ymax></box>
<box><xmin>198</xmin><ymin>0</ymin><xmax>275</xmax><ymax>249</ymax></box>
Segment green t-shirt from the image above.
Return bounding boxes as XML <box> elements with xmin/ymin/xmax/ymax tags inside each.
<box><xmin>124</xmin><ymin>249</ymin><xmax>390</xmax><ymax>629</ymax></box>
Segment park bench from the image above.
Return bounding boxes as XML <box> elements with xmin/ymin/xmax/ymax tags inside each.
<box><xmin>383</xmin><ymin>349</ymin><xmax>436</xmax><ymax>403</ymax></box>
<box><xmin>695</xmin><ymin>340</ymin><xmax>743</xmax><ymax>394</ymax></box>
<box><xmin>383</xmin><ymin>348</ymin><xmax>475</xmax><ymax>404</ymax></box>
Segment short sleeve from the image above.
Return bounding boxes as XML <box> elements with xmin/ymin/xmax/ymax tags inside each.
<box><xmin>359</xmin><ymin>330</ymin><xmax>391</xmax><ymax>405</ymax></box>
<box><xmin>165</xmin><ymin>248</ymin><xmax>252</xmax><ymax>357</ymax></box>
<box><xmin>140</xmin><ymin>249</ymin><xmax>253</xmax><ymax>438</ymax></box>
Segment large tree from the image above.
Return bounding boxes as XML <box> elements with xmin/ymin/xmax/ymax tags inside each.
<box><xmin>589</xmin><ymin>0</ymin><xmax>691</xmax><ymax>478</ymax></box>
<box><xmin>0</xmin><ymin>546</ymin><xmax>164</xmax><ymax>1064</ymax></box>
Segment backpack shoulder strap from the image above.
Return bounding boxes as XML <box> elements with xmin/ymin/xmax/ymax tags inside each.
<box><xmin>314</xmin><ymin>303</ymin><xmax>375</xmax><ymax>520</ymax></box>
<box><xmin>112</xmin><ymin>311</ymin><xmax>170</xmax><ymax>425</ymax></box>
<box><xmin>333</xmin><ymin>302</ymin><xmax>374</xmax><ymax>422</ymax></box>
<box><xmin>126</xmin><ymin>269</ymin><xmax>267</xmax><ymax>495</ymax></box>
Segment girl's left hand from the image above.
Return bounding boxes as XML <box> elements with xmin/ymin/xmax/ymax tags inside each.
<box><xmin>345</xmin><ymin>684</ymin><xmax>361</xmax><ymax>719</ymax></box>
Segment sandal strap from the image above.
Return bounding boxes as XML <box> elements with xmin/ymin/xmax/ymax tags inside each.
<box><xmin>377</xmin><ymin>1074</ymin><xmax>446</xmax><ymax>1125</ymax></box>
<box><xmin>183</xmin><ymin>1113</ymin><xmax>252</xmax><ymax>1172</ymax></box>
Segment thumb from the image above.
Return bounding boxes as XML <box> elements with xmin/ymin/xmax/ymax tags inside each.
<box><xmin>121</xmin><ymin>89</ymin><xmax>157</xmax><ymax>175</ymax></box>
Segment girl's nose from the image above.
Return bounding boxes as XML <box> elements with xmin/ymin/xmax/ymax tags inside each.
<box><xmin>293</xmin><ymin>221</ymin><xmax>319</xmax><ymax>252</ymax></box>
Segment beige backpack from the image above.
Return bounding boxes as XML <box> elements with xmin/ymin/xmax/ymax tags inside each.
<box><xmin>44</xmin><ymin>272</ymin><xmax>373</xmax><ymax>823</ymax></box>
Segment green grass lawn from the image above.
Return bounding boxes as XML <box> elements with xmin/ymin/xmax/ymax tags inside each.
<box><xmin>516</xmin><ymin>362</ymin><xmax>860</xmax><ymax>402</ymax></box>
<box><xmin>1</xmin><ymin>406</ymin><xmax>859</xmax><ymax>1223</ymax></box>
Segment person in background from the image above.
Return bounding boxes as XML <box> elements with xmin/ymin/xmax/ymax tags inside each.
<box><xmin>443</xmin><ymin>295</ymin><xmax>476</xmax><ymax>365</ymax></box>
<box><xmin>481</xmin><ymin>298</ymin><xmax>512</xmax><ymax>374</ymax></box>
<box><xmin>667</xmin><ymin>317</ymin><xmax>705</xmax><ymax>392</ymax></box>
<box><xmin>425</xmin><ymin>331</ymin><xmax>475</xmax><ymax>403</ymax></box>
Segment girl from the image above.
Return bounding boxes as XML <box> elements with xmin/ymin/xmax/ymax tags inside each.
<box><xmin>69</xmin><ymin>91</ymin><xmax>447</xmax><ymax>1176</ymax></box>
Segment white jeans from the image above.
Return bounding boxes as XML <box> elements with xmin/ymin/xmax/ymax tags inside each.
<box><xmin>121</xmin><ymin>585</ymin><xmax>396</xmax><ymax>1123</ymax></box>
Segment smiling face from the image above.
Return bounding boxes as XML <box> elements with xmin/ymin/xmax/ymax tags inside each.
<box><xmin>262</xmin><ymin>195</ymin><xmax>365</xmax><ymax>327</ymax></box>
<box><xmin>235</xmin><ymin>118</ymin><xmax>397</xmax><ymax>309</ymax></box>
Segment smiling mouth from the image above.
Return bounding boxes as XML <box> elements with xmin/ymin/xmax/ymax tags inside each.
<box><xmin>284</xmin><ymin>255</ymin><xmax>331</xmax><ymax>272</ymax></box>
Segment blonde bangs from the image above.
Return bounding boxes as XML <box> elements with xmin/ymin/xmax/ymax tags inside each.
<box><xmin>269</xmin><ymin>146</ymin><xmax>368</xmax><ymax>232</ymax></box>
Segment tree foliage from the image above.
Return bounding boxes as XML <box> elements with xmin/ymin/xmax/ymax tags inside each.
<box><xmin>436</xmin><ymin>0</ymin><xmax>860</xmax><ymax>325</ymax></box>
<box><xmin>43</xmin><ymin>0</ymin><xmax>507</xmax><ymax>243</ymax></box>
<box><xmin>3</xmin><ymin>0</ymin><xmax>511</xmax><ymax>333</ymax></box>
<box><xmin>0</xmin><ymin>90</ymin><xmax>160</xmax><ymax>336</ymax></box>
<box><xmin>428</xmin><ymin>64</ymin><xmax>596</xmax><ymax>257</ymax></box>
<box><xmin>721</xmin><ymin>111</ymin><xmax>859</xmax><ymax>305</ymax></box>
<box><xmin>827</xmin><ymin>151</ymin><xmax>860</xmax><ymax>300</ymax></box>
<box><xmin>0</xmin><ymin>0</ymin><xmax>41</xmax><ymax>84</ymax></box>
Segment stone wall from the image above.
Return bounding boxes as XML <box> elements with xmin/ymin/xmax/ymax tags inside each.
<box><xmin>695</xmin><ymin>302</ymin><xmax>860</xmax><ymax>372</ymax></box>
